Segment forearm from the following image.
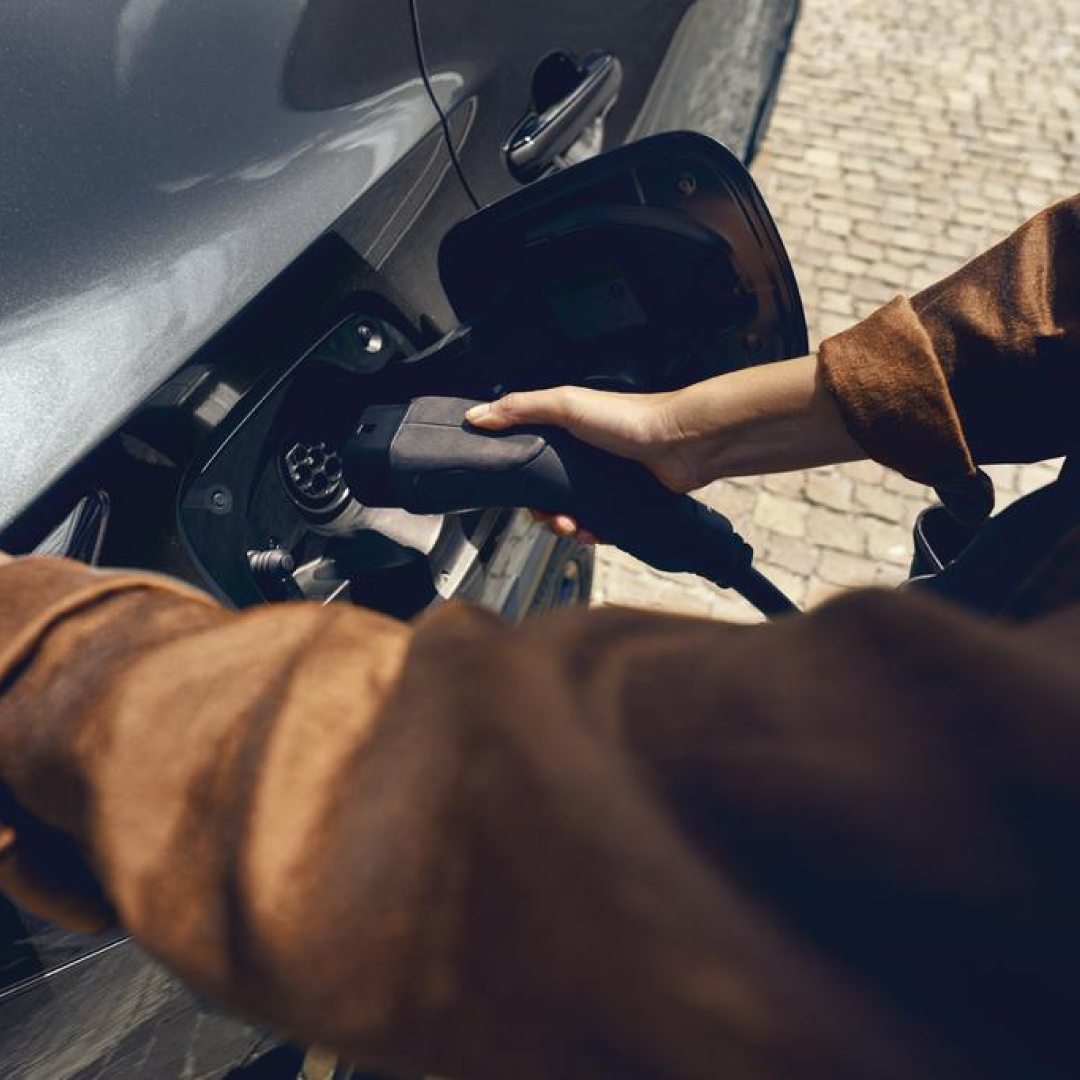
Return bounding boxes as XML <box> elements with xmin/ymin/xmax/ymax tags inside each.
<box><xmin>658</xmin><ymin>354</ymin><xmax>865</xmax><ymax>489</ymax></box>
<box><xmin>0</xmin><ymin>556</ymin><xmax>917</xmax><ymax>1078</ymax></box>
<box><xmin>4</xmin><ymin>555</ymin><xmax>1080</xmax><ymax>1074</ymax></box>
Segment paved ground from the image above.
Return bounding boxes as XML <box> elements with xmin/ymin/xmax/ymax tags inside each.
<box><xmin>594</xmin><ymin>0</ymin><xmax>1079</xmax><ymax>619</ymax></box>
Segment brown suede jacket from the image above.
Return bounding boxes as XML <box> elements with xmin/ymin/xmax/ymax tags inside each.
<box><xmin>2</xmin><ymin>197</ymin><xmax>1080</xmax><ymax>1080</ymax></box>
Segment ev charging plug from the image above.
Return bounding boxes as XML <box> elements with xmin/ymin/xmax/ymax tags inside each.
<box><xmin>343</xmin><ymin>396</ymin><xmax>797</xmax><ymax>618</ymax></box>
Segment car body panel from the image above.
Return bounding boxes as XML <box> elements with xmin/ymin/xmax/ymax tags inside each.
<box><xmin>0</xmin><ymin>0</ymin><xmax>440</xmax><ymax>533</ymax></box>
<box><xmin>628</xmin><ymin>0</ymin><xmax>800</xmax><ymax>160</ymax></box>
<box><xmin>0</xmin><ymin>925</ymin><xmax>272</xmax><ymax>1078</ymax></box>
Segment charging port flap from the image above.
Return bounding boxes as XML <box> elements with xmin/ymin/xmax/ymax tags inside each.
<box><xmin>437</xmin><ymin>131</ymin><xmax>807</xmax><ymax>394</ymax></box>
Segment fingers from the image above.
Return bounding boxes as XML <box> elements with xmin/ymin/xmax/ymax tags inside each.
<box><xmin>467</xmin><ymin>388</ymin><xmax>614</xmax><ymax>548</ymax></box>
<box><xmin>466</xmin><ymin>386</ymin><xmax>664</xmax><ymax>478</ymax></box>
<box><xmin>465</xmin><ymin>387</ymin><xmax>578</xmax><ymax>431</ymax></box>
<box><xmin>529</xmin><ymin>509</ymin><xmax>578</xmax><ymax>536</ymax></box>
<box><xmin>528</xmin><ymin>510</ymin><xmax>598</xmax><ymax>546</ymax></box>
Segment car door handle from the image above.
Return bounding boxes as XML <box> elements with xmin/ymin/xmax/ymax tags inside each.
<box><xmin>505</xmin><ymin>52</ymin><xmax>622</xmax><ymax>183</ymax></box>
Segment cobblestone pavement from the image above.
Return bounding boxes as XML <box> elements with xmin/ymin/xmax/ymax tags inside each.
<box><xmin>594</xmin><ymin>0</ymin><xmax>1079</xmax><ymax>620</ymax></box>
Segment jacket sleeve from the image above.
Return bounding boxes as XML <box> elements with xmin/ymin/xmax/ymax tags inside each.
<box><xmin>3</xmin><ymin>553</ymin><xmax>1080</xmax><ymax>1079</ymax></box>
<box><xmin>819</xmin><ymin>194</ymin><xmax>1080</xmax><ymax>483</ymax></box>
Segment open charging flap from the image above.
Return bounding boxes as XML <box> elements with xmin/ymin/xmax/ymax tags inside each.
<box><xmin>434</xmin><ymin>130</ymin><xmax>808</xmax><ymax>395</ymax></box>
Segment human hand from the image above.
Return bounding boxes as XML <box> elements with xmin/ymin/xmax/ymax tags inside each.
<box><xmin>465</xmin><ymin>386</ymin><xmax>688</xmax><ymax>544</ymax></box>
<box><xmin>466</xmin><ymin>356</ymin><xmax>865</xmax><ymax>542</ymax></box>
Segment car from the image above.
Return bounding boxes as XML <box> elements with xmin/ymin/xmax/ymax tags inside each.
<box><xmin>0</xmin><ymin>2</ymin><xmax>798</xmax><ymax>1076</ymax></box>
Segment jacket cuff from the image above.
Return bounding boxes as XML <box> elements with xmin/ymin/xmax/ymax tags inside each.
<box><xmin>818</xmin><ymin>296</ymin><xmax>975</xmax><ymax>484</ymax></box>
<box><xmin>0</xmin><ymin>789</ymin><xmax>116</xmax><ymax>933</ymax></box>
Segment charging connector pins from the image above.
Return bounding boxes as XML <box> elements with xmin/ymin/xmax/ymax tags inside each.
<box><xmin>247</xmin><ymin>548</ymin><xmax>296</xmax><ymax>578</ymax></box>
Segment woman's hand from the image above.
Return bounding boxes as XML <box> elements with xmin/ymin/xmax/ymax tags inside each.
<box><xmin>466</xmin><ymin>385</ymin><xmax>695</xmax><ymax>543</ymax></box>
<box><xmin>466</xmin><ymin>355</ymin><xmax>865</xmax><ymax>542</ymax></box>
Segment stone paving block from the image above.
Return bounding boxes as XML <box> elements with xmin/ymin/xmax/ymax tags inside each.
<box><xmin>818</xmin><ymin>550</ymin><xmax>886</xmax><ymax>588</ymax></box>
<box><xmin>805</xmin><ymin>469</ymin><xmax>854</xmax><ymax>511</ymax></box>
<box><xmin>806</xmin><ymin>506</ymin><xmax>864</xmax><ymax>554</ymax></box>
<box><xmin>753</xmin><ymin>491</ymin><xmax>809</xmax><ymax>537</ymax></box>
<box><xmin>817</xmin><ymin>213</ymin><xmax>851</xmax><ymax>236</ymax></box>
<box><xmin>763</xmin><ymin>532</ymin><xmax>821</xmax><ymax>577</ymax></box>
<box><xmin>1018</xmin><ymin>460</ymin><xmax>1063</xmax><ymax>495</ymax></box>
<box><xmin>817</xmin><ymin>268</ymin><xmax>851</xmax><ymax>291</ymax></box>
<box><xmin>828</xmin><ymin>254</ymin><xmax>869</xmax><ymax>277</ymax></box>
<box><xmin>697</xmin><ymin>480</ymin><xmax>758</xmax><ymax>521</ymax></box>
<box><xmin>762</xmin><ymin>472</ymin><xmax>808</xmax><ymax>498</ymax></box>
<box><xmin>820</xmin><ymin>289</ymin><xmax>855</xmax><ymax>316</ymax></box>
<box><xmin>596</xmin><ymin>561</ymin><xmax>714</xmax><ymax>618</ymax></box>
<box><xmin>853</xmin><ymin>483</ymin><xmax>911</xmax><ymax>523</ymax></box>
<box><xmin>863</xmin><ymin>517</ymin><xmax>915</xmax><ymax>566</ymax></box>
<box><xmin>848</xmin><ymin>239</ymin><xmax>884</xmax><ymax>262</ymax></box>
<box><xmin>868</xmin><ymin>262</ymin><xmax>912</xmax><ymax>289</ymax></box>
<box><xmin>816</xmin><ymin>312</ymin><xmax>855</xmax><ymax>339</ymax></box>
<box><xmin>839</xmin><ymin>460</ymin><xmax>887</xmax><ymax>485</ymax></box>
<box><xmin>883</xmin><ymin>472</ymin><xmax>931</xmax><ymax>498</ymax></box>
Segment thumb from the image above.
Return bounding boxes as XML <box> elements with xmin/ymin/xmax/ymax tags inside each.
<box><xmin>465</xmin><ymin>388</ymin><xmax>579</xmax><ymax>431</ymax></box>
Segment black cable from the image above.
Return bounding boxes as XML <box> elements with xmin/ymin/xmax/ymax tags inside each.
<box><xmin>733</xmin><ymin>565</ymin><xmax>799</xmax><ymax>618</ymax></box>
<box><xmin>408</xmin><ymin>0</ymin><xmax>482</xmax><ymax>211</ymax></box>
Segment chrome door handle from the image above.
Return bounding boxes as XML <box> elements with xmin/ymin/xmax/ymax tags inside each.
<box><xmin>505</xmin><ymin>51</ymin><xmax>622</xmax><ymax>183</ymax></box>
